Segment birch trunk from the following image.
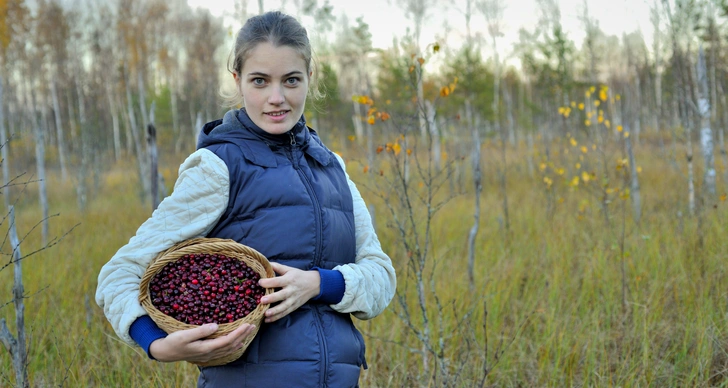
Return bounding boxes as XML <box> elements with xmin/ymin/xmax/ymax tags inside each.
<box><xmin>137</xmin><ymin>68</ymin><xmax>150</xmax><ymax>133</ymax></box>
<box><xmin>465</xmin><ymin>99</ymin><xmax>481</xmax><ymax>291</ymax></box>
<box><xmin>425</xmin><ymin>100</ymin><xmax>441</xmax><ymax>170</ymax></box>
<box><xmin>351</xmin><ymin>101</ymin><xmax>364</xmax><ymax>140</ymax></box>
<box><xmin>0</xmin><ymin>207</ymin><xmax>29</xmax><ymax>388</ymax></box>
<box><xmin>148</xmin><ymin>102</ymin><xmax>159</xmax><ymax>211</ymax></box>
<box><xmin>27</xmin><ymin>87</ymin><xmax>49</xmax><ymax>244</ymax></box>
<box><xmin>105</xmin><ymin>82</ymin><xmax>121</xmax><ymax>162</ymax></box>
<box><xmin>697</xmin><ymin>46</ymin><xmax>715</xmax><ymax>197</ymax></box>
<box><xmin>50</xmin><ymin>79</ymin><xmax>68</xmax><ymax>181</ymax></box>
<box><xmin>125</xmin><ymin>68</ymin><xmax>150</xmax><ymax>201</ymax></box>
<box><xmin>0</xmin><ymin>78</ymin><xmax>8</xmax><ymax>210</ymax></box>
<box><xmin>625</xmin><ymin>134</ymin><xmax>641</xmax><ymax>223</ymax></box>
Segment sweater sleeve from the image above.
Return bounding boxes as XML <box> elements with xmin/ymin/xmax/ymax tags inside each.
<box><xmin>95</xmin><ymin>148</ymin><xmax>230</xmax><ymax>346</ymax></box>
<box><xmin>330</xmin><ymin>154</ymin><xmax>397</xmax><ymax>320</ymax></box>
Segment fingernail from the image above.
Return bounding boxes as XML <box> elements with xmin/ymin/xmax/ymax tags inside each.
<box><xmin>208</xmin><ymin>323</ymin><xmax>218</xmax><ymax>331</ymax></box>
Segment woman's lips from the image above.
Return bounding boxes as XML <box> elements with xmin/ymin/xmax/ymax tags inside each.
<box><xmin>266</xmin><ymin>110</ymin><xmax>289</xmax><ymax>122</ymax></box>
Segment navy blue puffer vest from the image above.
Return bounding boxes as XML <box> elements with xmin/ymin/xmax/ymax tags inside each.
<box><xmin>195</xmin><ymin>109</ymin><xmax>364</xmax><ymax>388</ymax></box>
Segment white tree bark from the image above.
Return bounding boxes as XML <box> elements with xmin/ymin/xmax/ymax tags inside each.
<box><xmin>425</xmin><ymin>100</ymin><xmax>441</xmax><ymax>170</ymax></box>
<box><xmin>105</xmin><ymin>82</ymin><xmax>121</xmax><ymax>162</ymax></box>
<box><xmin>697</xmin><ymin>46</ymin><xmax>715</xmax><ymax>197</ymax></box>
<box><xmin>27</xmin><ymin>86</ymin><xmax>49</xmax><ymax>245</ymax></box>
<box><xmin>625</xmin><ymin>134</ymin><xmax>641</xmax><ymax>223</ymax></box>
<box><xmin>50</xmin><ymin>79</ymin><xmax>68</xmax><ymax>182</ymax></box>
<box><xmin>0</xmin><ymin>206</ymin><xmax>29</xmax><ymax>388</ymax></box>
<box><xmin>465</xmin><ymin>99</ymin><xmax>481</xmax><ymax>291</ymax></box>
<box><xmin>0</xmin><ymin>78</ymin><xmax>9</xmax><ymax>210</ymax></box>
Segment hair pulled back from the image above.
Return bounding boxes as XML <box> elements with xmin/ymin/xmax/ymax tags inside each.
<box><xmin>223</xmin><ymin>11</ymin><xmax>321</xmax><ymax>108</ymax></box>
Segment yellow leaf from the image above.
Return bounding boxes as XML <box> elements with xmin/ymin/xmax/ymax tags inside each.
<box><xmin>594</xmin><ymin>100</ymin><xmax>601</xmax><ymax>107</ymax></box>
<box><xmin>599</xmin><ymin>89</ymin><xmax>607</xmax><ymax>101</ymax></box>
<box><xmin>417</xmin><ymin>57</ymin><xmax>425</xmax><ymax>65</ymax></box>
<box><xmin>620</xmin><ymin>188</ymin><xmax>630</xmax><ymax>200</ymax></box>
<box><xmin>441</xmin><ymin>151</ymin><xmax>448</xmax><ymax>160</ymax></box>
<box><xmin>559</xmin><ymin>107</ymin><xmax>566</xmax><ymax>114</ymax></box>
<box><xmin>721</xmin><ymin>194</ymin><xmax>727</xmax><ymax>202</ymax></box>
<box><xmin>578</xmin><ymin>103</ymin><xmax>585</xmax><ymax>110</ymax></box>
<box><xmin>581</xmin><ymin>146</ymin><xmax>588</xmax><ymax>154</ymax></box>
<box><xmin>539</xmin><ymin>162</ymin><xmax>547</xmax><ymax>171</ymax></box>
<box><xmin>363</xmin><ymin>165</ymin><xmax>369</xmax><ymax>173</ymax></box>
<box><xmin>585</xmin><ymin>119</ymin><xmax>591</xmax><ymax>126</ymax></box>
<box><xmin>575</xmin><ymin>163</ymin><xmax>581</xmax><ymax>169</ymax></box>
<box><xmin>570</xmin><ymin>176</ymin><xmax>580</xmax><ymax>186</ymax></box>
<box><xmin>581</xmin><ymin>171</ymin><xmax>591</xmax><ymax>183</ymax></box>
<box><xmin>407</xmin><ymin>149</ymin><xmax>412</xmax><ymax>156</ymax></box>
<box><xmin>571</xmin><ymin>101</ymin><xmax>577</xmax><ymax>108</ymax></box>
<box><xmin>592</xmin><ymin>144</ymin><xmax>597</xmax><ymax>150</ymax></box>
<box><xmin>557</xmin><ymin>168</ymin><xmax>565</xmax><ymax>175</ymax></box>
<box><xmin>616</xmin><ymin>94</ymin><xmax>621</xmax><ymax>101</ymax></box>
<box><xmin>393</xmin><ymin>142</ymin><xmax>402</xmax><ymax>155</ymax></box>
<box><xmin>590</xmin><ymin>86</ymin><xmax>596</xmax><ymax>93</ymax></box>
<box><xmin>440</xmin><ymin>86</ymin><xmax>450</xmax><ymax>97</ymax></box>
<box><xmin>348</xmin><ymin>135</ymin><xmax>356</xmax><ymax>141</ymax></box>
<box><xmin>570</xmin><ymin>138</ymin><xmax>577</xmax><ymax>147</ymax></box>
<box><xmin>624</xmin><ymin>131</ymin><xmax>630</xmax><ymax>138</ymax></box>
<box><xmin>617</xmin><ymin>125</ymin><xmax>623</xmax><ymax>132</ymax></box>
<box><xmin>598</xmin><ymin>116</ymin><xmax>604</xmax><ymax>124</ymax></box>
<box><xmin>367</xmin><ymin>116</ymin><xmax>375</xmax><ymax>125</ymax></box>
<box><xmin>605</xmin><ymin>120</ymin><xmax>611</xmax><ymax>128</ymax></box>
<box><xmin>381</xmin><ymin>112</ymin><xmax>391</xmax><ymax>121</ymax></box>
<box><xmin>386</xmin><ymin>99</ymin><xmax>392</xmax><ymax>105</ymax></box>
<box><xmin>409</xmin><ymin>65</ymin><xmax>415</xmax><ymax>73</ymax></box>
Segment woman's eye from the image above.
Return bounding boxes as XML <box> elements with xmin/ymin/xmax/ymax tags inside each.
<box><xmin>252</xmin><ymin>78</ymin><xmax>265</xmax><ymax>85</ymax></box>
<box><xmin>286</xmin><ymin>78</ymin><xmax>299</xmax><ymax>86</ymax></box>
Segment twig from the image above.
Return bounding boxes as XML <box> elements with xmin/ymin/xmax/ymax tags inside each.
<box><xmin>0</xmin><ymin>285</ymin><xmax>50</xmax><ymax>311</ymax></box>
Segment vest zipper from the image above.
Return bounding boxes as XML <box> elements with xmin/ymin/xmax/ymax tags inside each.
<box><xmin>314</xmin><ymin>305</ymin><xmax>329</xmax><ymax>386</ymax></box>
<box><xmin>285</xmin><ymin>130</ymin><xmax>328</xmax><ymax>385</ymax></box>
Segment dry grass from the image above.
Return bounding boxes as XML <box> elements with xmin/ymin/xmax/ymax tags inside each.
<box><xmin>2</xmin><ymin>135</ymin><xmax>728</xmax><ymax>387</ymax></box>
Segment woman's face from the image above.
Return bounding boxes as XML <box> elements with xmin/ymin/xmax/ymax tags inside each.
<box><xmin>234</xmin><ymin>42</ymin><xmax>310</xmax><ymax>135</ymax></box>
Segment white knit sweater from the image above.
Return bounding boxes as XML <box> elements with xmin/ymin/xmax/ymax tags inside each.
<box><xmin>95</xmin><ymin>149</ymin><xmax>396</xmax><ymax>345</ymax></box>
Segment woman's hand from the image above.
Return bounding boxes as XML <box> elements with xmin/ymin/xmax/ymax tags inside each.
<box><xmin>149</xmin><ymin>323</ymin><xmax>255</xmax><ymax>363</ymax></box>
<box><xmin>258</xmin><ymin>262</ymin><xmax>320</xmax><ymax>323</ymax></box>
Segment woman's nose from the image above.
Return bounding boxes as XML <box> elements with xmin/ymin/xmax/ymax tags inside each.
<box><xmin>268</xmin><ymin>86</ymin><xmax>285</xmax><ymax>105</ymax></box>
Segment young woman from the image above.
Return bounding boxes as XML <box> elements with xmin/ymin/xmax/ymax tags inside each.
<box><xmin>95</xmin><ymin>11</ymin><xmax>396</xmax><ymax>388</ymax></box>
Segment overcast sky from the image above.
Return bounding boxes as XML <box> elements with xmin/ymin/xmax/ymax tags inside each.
<box><xmin>188</xmin><ymin>0</ymin><xmax>655</xmax><ymax>59</ymax></box>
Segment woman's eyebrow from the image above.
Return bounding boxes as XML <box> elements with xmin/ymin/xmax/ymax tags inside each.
<box><xmin>247</xmin><ymin>71</ymin><xmax>304</xmax><ymax>77</ymax></box>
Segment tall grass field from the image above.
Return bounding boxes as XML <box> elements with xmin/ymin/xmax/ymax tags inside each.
<box><xmin>2</xmin><ymin>132</ymin><xmax>728</xmax><ymax>387</ymax></box>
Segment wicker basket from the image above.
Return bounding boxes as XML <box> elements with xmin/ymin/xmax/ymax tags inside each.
<box><xmin>139</xmin><ymin>237</ymin><xmax>274</xmax><ymax>367</ymax></box>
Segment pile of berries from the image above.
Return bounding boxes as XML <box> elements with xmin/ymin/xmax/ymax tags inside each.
<box><xmin>149</xmin><ymin>253</ymin><xmax>265</xmax><ymax>325</ymax></box>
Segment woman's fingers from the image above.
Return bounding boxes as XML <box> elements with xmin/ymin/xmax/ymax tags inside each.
<box><xmin>197</xmin><ymin>323</ymin><xmax>255</xmax><ymax>353</ymax></box>
<box><xmin>176</xmin><ymin>323</ymin><xmax>219</xmax><ymax>343</ymax></box>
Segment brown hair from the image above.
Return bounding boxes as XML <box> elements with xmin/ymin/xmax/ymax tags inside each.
<box><xmin>222</xmin><ymin>11</ymin><xmax>322</xmax><ymax>107</ymax></box>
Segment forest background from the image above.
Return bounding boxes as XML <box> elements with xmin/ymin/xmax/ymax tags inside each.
<box><xmin>2</xmin><ymin>0</ymin><xmax>728</xmax><ymax>386</ymax></box>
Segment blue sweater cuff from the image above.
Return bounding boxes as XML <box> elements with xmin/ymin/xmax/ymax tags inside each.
<box><xmin>311</xmin><ymin>268</ymin><xmax>345</xmax><ymax>305</ymax></box>
<box><xmin>129</xmin><ymin>315</ymin><xmax>168</xmax><ymax>360</ymax></box>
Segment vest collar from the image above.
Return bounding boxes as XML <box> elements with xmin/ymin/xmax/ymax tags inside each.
<box><xmin>234</xmin><ymin>109</ymin><xmax>332</xmax><ymax>168</ymax></box>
